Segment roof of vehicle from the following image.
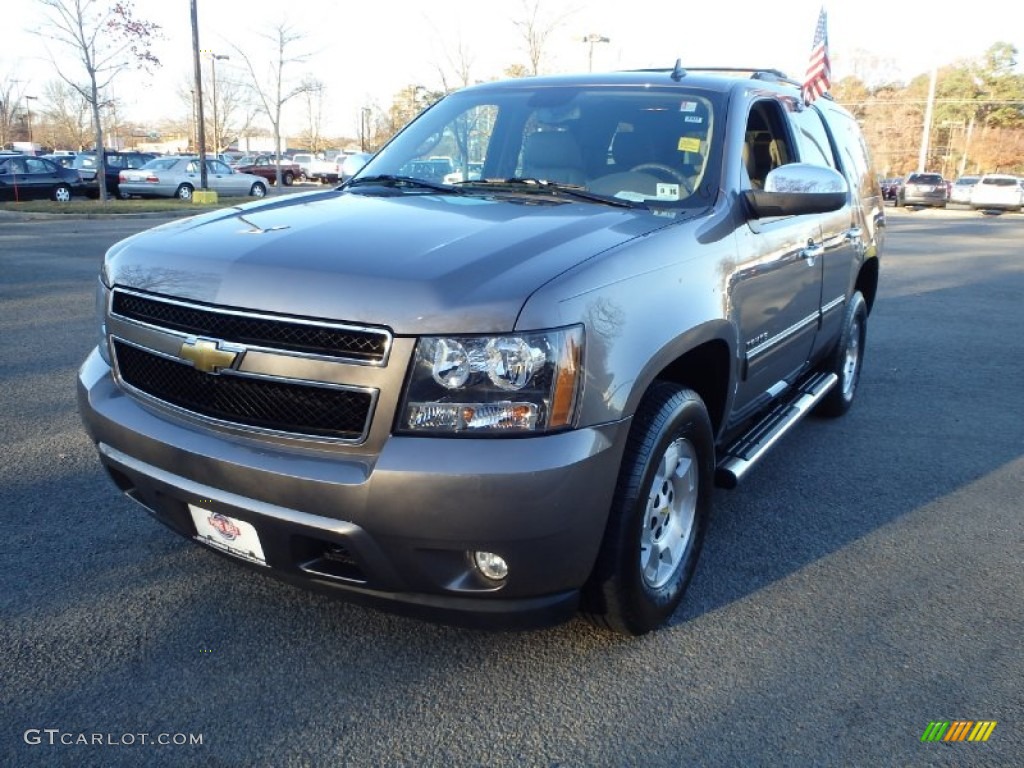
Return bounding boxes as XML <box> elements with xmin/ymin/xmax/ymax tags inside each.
<box><xmin>458</xmin><ymin>65</ymin><xmax>806</xmax><ymax>95</ymax></box>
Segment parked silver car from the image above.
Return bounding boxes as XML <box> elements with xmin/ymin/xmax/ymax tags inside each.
<box><xmin>949</xmin><ymin>175</ymin><xmax>980</xmax><ymax>205</ymax></box>
<box><xmin>119</xmin><ymin>157</ymin><xmax>268</xmax><ymax>200</ymax></box>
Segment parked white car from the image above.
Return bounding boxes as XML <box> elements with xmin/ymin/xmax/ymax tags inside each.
<box><xmin>970</xmin><ymin>174</ymin><xmax>1024</xmax><ymax>212</ymax></box>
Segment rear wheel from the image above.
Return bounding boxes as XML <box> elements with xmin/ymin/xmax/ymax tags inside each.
<box><xmin>582</xmin><ymin>383</ymin><xmax>713</xmax><ymax>635</ymax></box>
<box><xmin>175</xmin><ymin>184</ymin><xmax>194</xmax><ymax>201</ymax></box>
<box><xmin>816</xmin><ymin>291</ymin><xmax>867</xmax><ymax>418</ymax></box>
<box><xmin>52</xmin><ymin>184</ymin><xmax>72</xmax><ymax>202</ymax></box>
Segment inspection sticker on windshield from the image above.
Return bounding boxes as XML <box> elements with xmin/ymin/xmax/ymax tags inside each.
<box><xmin>189</xmin><ymin>505</ymin><xmax>267</xmax><ymax>566</ymax></box>
<box><xmin>680</xmin><ymin>101</ymin><xmax>698</xmax><ymax>112</ymax></box>
<box><xmin>656</xmin><ymin>183</ymin><xmax>681</xmax><ymax>200</ymax></box>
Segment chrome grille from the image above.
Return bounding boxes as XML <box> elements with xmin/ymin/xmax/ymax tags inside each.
<box><xmin>112</xmin><ymin>289</ymin><xmax>390</xmax><ymax>364</ymax></box>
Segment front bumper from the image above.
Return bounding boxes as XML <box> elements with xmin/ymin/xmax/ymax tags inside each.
<box><xmin>77</xmin><ymin>349</ymin><xmax>629</xmax><ymax>629</ymax></box>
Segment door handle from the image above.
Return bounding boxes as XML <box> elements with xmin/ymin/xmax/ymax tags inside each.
<box><xmin>801</xmin><ymin>240</ymin><xmax>824</xmax><ymax>265</ymax></box>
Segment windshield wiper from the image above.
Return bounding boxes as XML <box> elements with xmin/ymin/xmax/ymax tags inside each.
<box><xmin>345</xmin><ymin>175</ymin><xmax>463</xmax><ymax>194</ymax></box>
<box><xmin>455</xmin><ymin>177</ymin><xmax>647</xmax><ymax>209</ymax></box>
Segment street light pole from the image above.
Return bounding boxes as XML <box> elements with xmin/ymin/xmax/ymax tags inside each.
<box><xmin>582</xmin><ymin>33</ymin><xmax>610</xmax><ymax>72</ymax></box>
<box><xmin>25</xmin><ymin>95</ymin><xmax>38</xmax><ymax>146</ymax></box>
<box><xmin>206</xmin><ymin>52</ymin><xmax>229</xmax><ymax>153</ymax></box>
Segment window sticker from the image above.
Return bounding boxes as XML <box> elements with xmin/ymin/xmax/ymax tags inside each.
<box><xmin>656</xmin><ymin>183</ymin><xmax>681</xmax><ymax>200</ymax></box>
<box><xmin>680</xmin><ymin>101</ymin><xmax>698</xmax><ymax>112</ymax></box>
<box><xmin>684</xmin><ymin>115</ymin><xmax>704</xmax><ymax>124</ymax></box>
<box><xmin>677</xmin><ymin>137</ymin><xmax>701</xmax><ymax>153</ymax></box>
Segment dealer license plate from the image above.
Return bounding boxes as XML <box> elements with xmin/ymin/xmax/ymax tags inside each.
<box><xmin>189</xmin><ymin>505</ymin><xmax>267</xmax><ymax>566</ymax></box>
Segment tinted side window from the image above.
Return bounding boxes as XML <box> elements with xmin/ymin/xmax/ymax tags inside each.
<box><xmin>791</xmin><ymin>107</ymin><xmax>836</xmax><ymax>169</ymax></box>
<box><xmin>25</xmin><ymin>158</ymin><xmax>53</xmax><ymax>173</ymax></box>
<box><xmin>742</xmin><ymin>98</ymin><xmax>797</xmax><ymax>189</ymax></box>
<box><xmin>819</xmin><ymin>106</ymin><xmax>876</xmax><ymax>198</ymax></box>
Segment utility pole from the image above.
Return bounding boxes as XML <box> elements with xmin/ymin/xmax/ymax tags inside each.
<box><xmin>917</xmin><ymin>67</ymin><xmax>937</xmax><ymax>173</ymax></box>
<box><xmin>958</xmin><ymin>116</ymin><xmax>975</xmax><ymax>177</ymax></box>
<box><xmin>190</xmin><ymin>0</ymin><xmax>208</xmax><ymax>190</ymax></box>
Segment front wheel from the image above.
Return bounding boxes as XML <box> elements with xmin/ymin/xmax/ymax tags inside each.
<box><xmin>816</xmin><ymin>291</ymin><xmax>868</xmax><ymax>418</ymax></box>
<box><xmin>582</xmin><ymin>383</ymin><xmax>714</xmax><ymax>635</ymax></box>
<box><xmin>52</xmin><ymin>184</ymin><xmax>72</xmax><ymax>202</ymax></box>
<box><xmin>250</xmin><ymin>182</ymin><xmax>267</xmax><ymax>198</ymax></box>
<box><xmin>175</xmin><ymin>184</ymin><xmax>194</xmax><ymax>201</ymax></box>
<box><xmin>282</xmin><ymin>172</ymin><xmax>294</xmax><ymax>186</ymax></box>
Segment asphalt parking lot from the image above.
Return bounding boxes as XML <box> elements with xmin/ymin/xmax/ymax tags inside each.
<box><xmin>1</xmin><ymin>206</ymin><xmax>1021</xmax><ymax>767</ymax></box>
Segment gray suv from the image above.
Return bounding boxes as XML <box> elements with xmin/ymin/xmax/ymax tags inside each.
<box><xmin>79</xmin><ymin>65</ymin><xmax>883</xmax><ymax>635</ymax></box>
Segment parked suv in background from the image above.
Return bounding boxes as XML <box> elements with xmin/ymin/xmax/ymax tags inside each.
<box><xmin>79</xmin><ymin>65</ymin><xmax>883</xmax><ymax>635</ymax></box>
<box><xmin>72</xmin><ymin>150</ymin><xmax>156</xmax><ymax>198</ymax></box>
<box><xmin>896</xmin><ymin>172</ymin><xmax>947</xmax><ymax>208</ymax></box>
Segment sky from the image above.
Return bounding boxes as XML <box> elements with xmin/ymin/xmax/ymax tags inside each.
<box><xmin>4</xmin><ymin>0</ymin><xmax>1024</xmax><ymax>141</ymax></box>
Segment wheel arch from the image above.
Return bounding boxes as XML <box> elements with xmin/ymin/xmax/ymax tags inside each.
<box><xmin>856</xmin><ymin>256</ymin><xmax>879</xmax><ymax>315</ymax></box>
<box><xmin>620</xmin><ymin>321</ymin><xmax>736</xmax><ymax>440</ymax></box>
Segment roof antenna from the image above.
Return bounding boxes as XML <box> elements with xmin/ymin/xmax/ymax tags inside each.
<box><xmin>671</xmin><ymin>59</ymin><xmax>686</xmax><ymax>81</ymax></box>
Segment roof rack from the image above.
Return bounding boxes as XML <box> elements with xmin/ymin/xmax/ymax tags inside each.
<box><xmin>683</xmin><ymin>67</ymin><xmax>802</xmax><ymax>87</ymax></box>
<box><xmin>621</xmin><ymin>64</ymin><xmax>802</xmax><ymax>89</ymax></box>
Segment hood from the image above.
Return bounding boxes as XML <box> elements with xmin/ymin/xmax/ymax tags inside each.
<box><xmin>104</xmin><ymin>189</ymin><xmax>670</xmax><ymax>334</ymax></box>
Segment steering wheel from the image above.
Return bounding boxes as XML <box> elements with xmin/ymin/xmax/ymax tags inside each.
<box><xmin>628</xmin><ymin>163</ymin><xmax>694</xmax><ymax>195</ymax></box>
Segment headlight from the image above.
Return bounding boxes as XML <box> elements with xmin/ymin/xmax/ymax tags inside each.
<box><xmin>399</xmin><ymin>325</ymin><xmax>583</xmax><ymax>435</ymax></box>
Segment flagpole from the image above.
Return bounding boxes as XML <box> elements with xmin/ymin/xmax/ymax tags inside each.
<box><xmin>917</xmin><ymin>67</ymin><xmax>937</xmax><ymax>172</ymax></box>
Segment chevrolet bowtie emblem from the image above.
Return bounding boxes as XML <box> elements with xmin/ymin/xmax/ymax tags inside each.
<box><xmin>178</xmin><ymin>339</ymin><xmax>240</xmax><ymax>374</ymax></box>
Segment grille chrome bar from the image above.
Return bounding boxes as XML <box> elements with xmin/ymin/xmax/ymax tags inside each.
<box><xmin>111</xmin><ymin>288</ymin><xmax>391</xmax><ymax>365</ymax></box>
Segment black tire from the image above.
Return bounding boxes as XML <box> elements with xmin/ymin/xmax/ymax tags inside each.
<box><xmin>175</xmin><ymin>184</ymin><xmax>193</xmax><ymax>201</ymax></box>
<box><xmin>250</xmin><ymin>182</ymin><xmax>267</xmax><ymax>198</ymax></box>
<box><xmin>51</xmin><ymin>184</ymin><xmax>72</xmax><ymax>202</ymax></box>
<box><xmin>282</xmin><ymin>172</ymin><xmax>294</xmax><ymax>186</ymax></box>
<box><xmin>816</xmin><ymin>291</ymin><xmax>868</xmax><ymax>418</ymax></box>
<box><xmin>582</xmin><ymin>383</ymin><xmax>714</xmax><ymax>635</ymax></box>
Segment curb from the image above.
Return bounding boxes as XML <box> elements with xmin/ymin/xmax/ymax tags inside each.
<box><xmin>0</xmin><ymin>209</ymin><xmax>200</xmax><ymax>222</ymax></box>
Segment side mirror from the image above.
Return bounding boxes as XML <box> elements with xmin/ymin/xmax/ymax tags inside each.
<box><xmin>743</xmin><ymin>163</ymin><xmax>848</xmax><ymax>218</ymax></box>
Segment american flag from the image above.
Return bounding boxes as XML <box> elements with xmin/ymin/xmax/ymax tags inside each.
<box><xmin>802</xmin><ymin>7</ymin><xmax>831</xmax><ymax>104</ymax></box>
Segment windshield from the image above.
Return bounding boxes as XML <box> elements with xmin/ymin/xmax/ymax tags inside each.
<box><xmin>352</xmin><ymin>84</ymin><xmax>722</xmax><ymax>209</ymax></box>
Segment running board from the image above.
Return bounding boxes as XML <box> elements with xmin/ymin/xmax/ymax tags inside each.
<box><xmin>715</xmin><ymin>372</ymin><xmax>837</xmax><ymax>489</ymax></box>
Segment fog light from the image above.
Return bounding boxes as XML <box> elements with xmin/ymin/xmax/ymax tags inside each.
<box><xmin>471</xmin><ymin>551</ymin><xmax>508</xmax><ymax>581</ymax></box>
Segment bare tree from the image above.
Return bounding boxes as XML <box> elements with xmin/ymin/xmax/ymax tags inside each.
<box><xmin>42</xmin><ymin>79</ymin><xmax>92</xmax><ymax>150</ymax></box>
<box><xmin>33</xmin><ymin>0</ymin><xmax>161</xmax><ymax>200</ymax></box>
<box><xmin>429</xmin><ymin>29</ymin><xmax>476</xmax><ymax>95</ymax></box>
<box><xmin>511</xmin><ymin>0</ymin><xmax>575</xmax><ymax>76</ymax></box>
<box><xmin>0</xmin><ymin>73</ymin><xmax>25</xmax><ymax>149</ymax></box>
<box><xmin>232</xmin><ymin>21</ymin><xmax>311</xmax><ymax>187</ymax></box>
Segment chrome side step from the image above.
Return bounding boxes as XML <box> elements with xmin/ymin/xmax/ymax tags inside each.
<box><xmin>715</xmin><ymin>372</ymin><xmax>837</xmax><ymax>488</ymax></box>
